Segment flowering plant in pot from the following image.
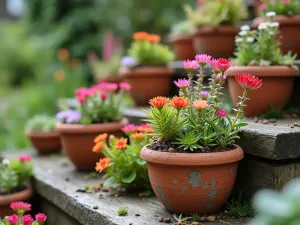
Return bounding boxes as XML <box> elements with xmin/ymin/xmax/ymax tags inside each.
<box><xmin>0</xmin><ymin>156</ymin><xmax>33</xmax><ymax>218</ymax></box>
<box><xmin>227</xmin><ymin>14</ymin><xmax>299</xmax><ymax>116</ymax></box>
<box><xmin>255</xmin><ymin>0</ymin><xmax>300</xmax><ymax>56</ymax></box>
<box><xmin>120</xmin><ymin>32</ymin><xmax>175</xmax><ymax>106</ymax></box>
<box><xmin>140</xmin><ymin>55</ymin><xmax>262</xmax><ymax>214</ymax></box>
<box><xmin>25</xmin><ymin>115</ymin><xmax>61</xmax><ymax>154</ymax></box>
<box><xmin>92</xmin><ymin>124</ymin><xmax>154</xmax><ymax>192</ymax></box>
<box><xmin>184</xmin><ymin>0</ymin><xmax>248</xmax><ymax>58</ymax></box>
<box><xmin>1</xmin><ymin>201</ymin><xmax>47</xmax><ymax>225</ymax></box>
<box><xmin>56</xmin><ymin>82</ymin><xmax>130</xmax><ymax>171</ymax></box>
<box><xmin>169</xmin><ymin>20</ymin><xmax>196</xmax><ymax>60</ymax></box>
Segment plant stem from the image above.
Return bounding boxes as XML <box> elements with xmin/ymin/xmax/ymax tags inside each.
<box><xmin>187</xmin><ymin>72</ymin><xmax>193</xmax><ymax>101</ymax></box>
<box><xmin>197</xmin><ymin>65</ymin><xmax>204</xmax><ymax>97</ymax></box>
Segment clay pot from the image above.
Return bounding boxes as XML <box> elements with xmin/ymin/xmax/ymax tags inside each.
<box><xmin>169</xmin><ymin>34</ymin><xmax>195</xmax><ymax>60</ymax></box>
<box><xmin>227</xmin><ymin>66</ymin><xmax>299</xmax><ymax>117</ymax></box>
<box><xmin>56</xmin><ymin>119</ymin><xmax>128</xmax><ymax>171</ymax></box>
<box><xmin>25</xmin><ymin>131</ymin><xmax>61</xmax><ymax>154</ymax></box>
<box><xmin>95</xmin><ymin>74</ymin><xmax>124</xmax><ymax>83</ymax></box>
<box><xmin>120</xmin><ymin>67</ymin><xmax>174</xmax><ymax>106</ymax></box>
<box><xmin>0</xmin><ymin>186</ymin><xmax>32</xmax><ymax>218</ymax></box>
<box><xmin>140</xmin><ymin>145</ymin><xmax>244</xmax><ymax>214</ymax></box>
<box><xmin>253</xmin><ymin>16</ymin><xmax>300</xmax><ymax>57</ymax></box>
<box><xmin>193</xmin><ymin>26</ymin><xmax>238</xmax><ymax>58</ymax></box>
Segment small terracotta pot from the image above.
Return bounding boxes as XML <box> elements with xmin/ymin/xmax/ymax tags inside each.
<box><xmin>253</xmin><ymin>16</ymin><xmax>300</xmax><ymax>57</ymax></box>
<box><xmin>193</xmin><ymin>26</ymin><xmax>238</xmax><ymax>58</ymax></box>
<box><xmin>25</xmin><ymin>131</ymin><xmax>61</xmax><ymax>154</ymax></box>
<box><xmin>120</xmin><ymin>67</ymin><xmax>174</xmax><ymax>106</ymax></box>
<box><xmin>227</xmin><ymin>66</ymin><xmax>299</xmax><ymax>117</ymax></box>
<box><xmin>95</xmin><ymin>74</ymin><xmax>124</xmax><ymax>83</ymax></box>
<box><xmin>0</xmin><ymin>186</ymin><xmax>32</xmax><ymax>218</ymax></box>
<box><xmin>56</xmin><ymin>119</ymin><xmax>128</xmax><ymax>171</ymax></box>
<box><xmin>140</xmin><ymin>145</ymin><xmax>244</xmax><ymax>214</ymax></box>
<box><xmin>169</xmin><ymin>34</ymin><xmax>196</xmax><ymax>60</ymax></box>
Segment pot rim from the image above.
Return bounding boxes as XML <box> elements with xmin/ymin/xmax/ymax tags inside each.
<box><xmin>120</xmin><ymin>66</ymin><xmax>174</xmax><ymax>78</ymax></box>
<box><xmin>169</xmin><ymin>34</ymin><xmax>193</xmax><ymax>43</ymax></box>
<box><xmin>25</xmin><ymin>130</ymin><xmax>60</xmax><ymax>138</ymax></box>
<box><xmin>227</xmin><ymin>65</ymin><xmax>299</xmax><ymax>77</ymax></box>
<box><xmin>140</xmin><ymin>145</ymin><xmax>244</xmax><ymax>166</ymax></box>
<box><xmin>0</xmin><ymin>186</ymin><xmax>32</xmax><ymax>206</ymax></box>
<box><xmin>253</xmin><ymin>15</ymin><xmax>300</xmax><ymax>26</ymax></box>
<box><xmin>193</xmin><ymin>25</ymin><xmax>239</xmax><ymax>36</ymax></box>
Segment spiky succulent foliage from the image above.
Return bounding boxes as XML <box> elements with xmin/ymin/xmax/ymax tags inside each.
<box><xmin>173</xmin><ymin>131</ymin><xmax>201</xmax><ymax>151</ymax></box>
<box><xmin>0</xmin><ymin>166</ymin><xmax>18</xmax><ymax>193</ymax></box>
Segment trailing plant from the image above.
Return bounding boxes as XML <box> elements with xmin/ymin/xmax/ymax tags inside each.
<box><xmin>234</xmin><ymin>12</ymin><xmax>297</xmax><ymax>66</ymax></box>
<box><xmin>25</xmin><ymin>115</ymin><xmax>56</xmax><ymax>132</ymax></box>
<box><xmin>145</xmin><ymin>55</ymin><xmax>262</xmax><ymax>152</ymax></box>
<box><xmin>258</xmin><ymin>0</ymin><xmax>300</xmax><ymax>16</ymax></box>
<box><xmin>184</xmin><ymin>0</ymin><xmax>248</xmax><ymax>28</ymax></box>
<box><xmin>93</xmin><ymin>124</ymin><xmax>154</xmax><ymax>191</ymax></box>
<box><xmin>170</xmin><ymin>20</ymin><xmax>193</xmax><ymax>36</ymax></box>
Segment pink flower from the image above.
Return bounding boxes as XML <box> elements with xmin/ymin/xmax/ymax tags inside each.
<box><xmin>282</xmin><ymin>0</ymin><xmax>290</xmax><ymax>5</ymax></box>
<box><xmin>217</xmin><ymin>58</ymin><xmax>232</xmax><ymax>72</ymax></box>
<box><xmin>75</xmin><ymin>88</ymin><xmax>90</xmax><ymax>96</ymax></box>
<box><xmin>182</xmin><ymin>60</ymin><xmax>198</xmax><ymax>73</ymax></box>
<box><xmin>35</xmin><ymin>213</ymin><xmax>47</xmax><ymax>224</ymax></box>
<box><xmin>216</xmin><ymin>73</ymin><xmax>227</xmax><ymax>81</ymax></box>
<box><xmin>10</xmin><ymin>201</ymin><xmax>32</xmax><ymax>212</ymax></box>
<box><xmin>101</xmin><ymin>92</ymin><xmax>108</xmax><ymax>101</ymax></box>
<box><xmin>235</xmin><ymin>73</ymin><xmax>262</xmax><ymax>90</ymax></box>
<box><xmin>18</xmin><ymin>155</ymin><xmax>32</xmax><ymax>162</ymax></box>
<box><xmin>22</xmin><ymin>214</ymin><xmax>33</xmax><ymax>225</ymax></box>
<box><xmin>210</xmin><ymin>58</ymin><xmax>219</xmax><ymax>72</ymax></box>
<box><xmin>195</xmin><ymin>54</ymin><xmax>211</xmax><ymax>66</ymax></box>
<box><xmin>7</xmin><ymin>214</ymin><xmax>18</xmax><ymax>225</ymax></box>
<box><xmin>76</xmin><ymin>95</ymin><xmax>85</xmax><ymax>103</ymax></box>
<box><xmin>259</xmin><ymin>3</ymin><xmax>266</xmax><ymax>11</ymax></box>
<box><xmin>216</xmin><ymin>109</ymin><xmax>227</xmax><ymax>118</ymax></box>
<box><xmin>122</xmin><ymin>124</ymin><xmax>137</xmax><ymax>133</ymax></box>
<box><xmin>174</xmin><ymin>78</ymin><xmax>190</xmax><ymax>89</ymax></box>
<box><xmin>200</xmin><ymin>91</ymin><xmax>208</xmax><ymax>99</ymax></box>
<box><xmin>97</xmin><ymin>82</ymin><xmax>118</xmax><ymax>92</ymax></box>
<box><xmin>119</xmin><ymin>82</ymin><xmax>131</xmax><ymax>91</ymax></box>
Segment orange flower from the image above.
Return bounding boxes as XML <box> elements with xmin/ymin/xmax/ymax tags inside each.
<box><xmin>131</xmin><ymin>132</ymin><xmax>145</xmax><ymax>139</ymax></box>
<box><xmin>146</xmin><ymin>34</ymin><xmax>161</xmax><ymax>43</ymax></box>
<box><xmin>149</xmin><ymin>96</ymin><xmax>169</xmax><ymax>109</ymax></box>
<box><xmin>54</xmin><ymin>70</ymin><xmax>65</xmax><ymax>82</ymax></box>
<box><xmin>94</xmin><ymin>133</ymin><xmax>108</xmax><ymax>143</ymax></box>
<box><xmin>57</xmin><ymin>48</ymin><xmax>69</xmax><ymax>61</ymax></box>
<box><xmin>95</xmin><ymin>157</ymin><xmax>110</xmax><ymax>173</ymax></box>
<box><xmin>145</xmin><ymin>128</ymin><xmax>155</xmax><ymax>133</ymax></box>
<box><xmin>92</xmin><ymin>141</ymin><xmax>104</xmax><ymax>153</ymax></box>
<box><xmin>133</xmin><ymin>32</ymin><xmax>149</xmax><ymax>41</ymax></box>
<box><xmin>68</xmin><ymin>58</ymin><xmax>81</xmax><ymax>69</ymax></box>
<box><xmin>115</xmin><ymin>138</ymin><xmax>128</xmax><ymax>150</ymax></box>
<box><xmin>193</xmin><ymin>100</ymin><xmax>209</xmax><ymax>110</ymax></box>
<box><xmin>170</xmin><ymin>96</ymin><xmax>189</xmax><ymax>109</ymax></box>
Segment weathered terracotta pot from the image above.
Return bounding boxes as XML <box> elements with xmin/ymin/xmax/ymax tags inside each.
<box><xmin>169</xmin><ymin>34</ymin><xmax>196</xmax><ymax>60</ymax></box>
<box><xmin>253</xmin><ymin>16</ymin><xmax>300</xmax><ymax>57</ymax></box>
<box><xmin>227</xmin><ymin>66</ymin><xmax>299</xmax><ymax>117</ymax></box>
<box><xmin>56</xmin><ymin>119</ymin><xmax>128</xmax><ymax>171</ymax></box>
<box><xmin>193</xmin><ymin>26</ymin><xmax>238</xmax><ymax>58</ymax></box>
<box><xmin>25</xmin><ymin>131</ymin><xmax>61</xmax><ymax>154</ymax></box>
<box><xmin>140</xmin><ymin>145</ymin><xmax>244</xmax><ymax>214</ymax></box>
<box><xmin>0</xmin><ymin>186</ymin><xmax>32</xmax><ymax>218</ymax></box>
<box><xmin>120</xmin><ymin>67</ymin><xmax>174</xmax><ymax>106</ymax></box>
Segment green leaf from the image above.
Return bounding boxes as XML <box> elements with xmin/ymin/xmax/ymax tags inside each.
<box><xmin>122</xmin><ymin>171</ymin><xmax>137</xmax><ymax>184</ymax></box>
<box><xmin>136</xmin><ymin>159</ymin><xmax>147</xmax><ymax>165</ymax></box>
<box><xmin>103</xmin><ymin>176</ymin><xmax>117</xmax><ymax>187</ymax></box>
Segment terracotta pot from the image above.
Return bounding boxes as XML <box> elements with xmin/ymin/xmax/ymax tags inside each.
<box><xmin>120</xmin><ymin>67</ymin><xmax>174</xmax><ymax>106</ymax></box>
<box><xmin>169</xmin><ymin>34</ymin><xmax>196</xmax><ymax>60</ymax></box>
<box><xmin>95</xmin><ymin>74</ymin><xmax>124</xmax><ymax>83</ymax></box>
<box><xmin>25</xmin><ymin>131</ymin><xmax>61</xmax><ymax>154</ymax></box>
<box><xmin>253</xmin><ymin>16</ymin><xmax>300</xmax><ymax>57</ymax></box>
<box><xmin>193</xmin><ymin>26</ymin><xmax>238</xmax><ymax>58</ymax></box>
<box><xmin>0</xmin><ymin>186</ymin><xmax>32</xmax><ymax>218</ymax></box>
<box><xmin>227</xmin><ymin>66</ymin><xmax>299</xmax><ymax>117</ymax></box>
<box><xmin>56</xmin><ymin>119</ymin><xmax>128</xmax><ymax>171</ymax></box>
<box><xmin>140</xmin><ymin>145</ymin><xmax>244</xmax><ymax>214</ymax></box>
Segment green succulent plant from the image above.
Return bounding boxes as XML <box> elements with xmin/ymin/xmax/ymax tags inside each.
<box><xmin>170</xmin><ymin>20</ymin><xmax>193</xmax><ymax>36</ymax></box>
<box><xmin>25</xmin><ymin>115</ymin><xmax>56</xmax><ymax>132</ymax></box>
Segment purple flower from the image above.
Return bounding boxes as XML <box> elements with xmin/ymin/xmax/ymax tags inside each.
<box><xmin>121</xmin><ymin>56</ymin><xmax>138</xmax><ymax>67</ymax></box>
<box><xmin>56</xmin><ymin>110</ymin><xmax>81</xmax><ymax>124</ymax></box>
<box><xmin>182</xmin><ymin>60</ymin><xmax>198</xmax><ymax>73</ymax></box>
<box><xmin>216</xmin><ymin>73</ymin><xmax>227</xmax><ymax>81</ymax></box>
<box><xmin>216</xmin><ymin>109</ymin><xmax>227</xmax><ymax>118</ymax></box>
<box><xmin>200</xmin><ymin>91</ymin><xmax>208</xmax><ymax>99</ymax></box>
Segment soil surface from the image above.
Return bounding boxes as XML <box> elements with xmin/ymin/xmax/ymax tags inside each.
<box><xmin>0</xmin><ymin>186</ymin><xmax>27</xmax><ymax>195</ymax></box>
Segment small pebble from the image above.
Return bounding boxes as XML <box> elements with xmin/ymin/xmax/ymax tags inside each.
<box><xmin>65</xmin><ymin>178</ymin><xmax>69</xmax><ymax>182</ymax></box>
<box><xmin>164</xmin><ymin>218</ymin><xmax>171</xmax><ymax>223</ymax></box>
<box><xmin>93</xmin><ymin>205</ymin><xmax>98</xmax><ymax>209</ymax></box>
<box><xmin>200</xmin><ymin>216</ymin><xmax>208</xmax><ymax>222</ymax></box>
<box><xmin>262</xmin><ymin>119</ymin><xmax>269</xmax><ymax>124</ymax></box>
<box><xmin>254</xmin><ymin>117</ymin><xmax>259</xmax><ymax>123</ymax></box>
<box><xmin>207</xmin><ymin>215</ymin><xmax>216</xmax><ymax>222</ymax></box>
<box><xmin>292</xmin><ymin>113</ymin><xmax>297</xmax><ymax>118</ymax></box>
<box><xmin>273</xmin><ymin>124</ymin><xmax>277</xmax><ymax>126</ymax></box>
<box><xmin>129</xmin><ymin>223</ymin><xmax>133</xmax><ymax>225</ymax></box>
<box><xmin>159</xmin><ymin>217</ymin><xmax>164</xmax><ymax>222</ymax></box>
<box><xmin>102</xmin><ymin>187</ymin><xmax>110</xmax><ymax>192</ymax></box>
<box><xmin>135</xmin><ymin>213</ymin><xmax>140</xmax><ymax>217</ymax></box>
<box><xmin>168</xmin><ymin>148</ymin><xmax>175</xmax><ymax>153</ymax></box>
<box><xmin>291</xmin><ymin>126</ymin><xmax>294</xmax><ymax>128</ymax></box>
<box><xmin>224</xmin><ymin>210</ymin><xmax>229</xmax><ymax>214</ymax></box>
<box><xmin>191</xmin><ymin>222</ymin><xmax>201</xmax><ymax>225</ymax></box>
<box><xmin>269</xmin><ymin>118</ymin><xmax>277</xmax><ymax>123</ymax></box>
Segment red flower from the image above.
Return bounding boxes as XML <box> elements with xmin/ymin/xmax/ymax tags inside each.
<box><xmin>149</xmin><ymin>96</ymin><xmax>169</xmax><ymax>109</ymax></box>
<box><xmin>217</xmin><ymin>58</ymin><xmax>232</xmax><ymax>72</ymax></box>
<box><xmin>115</xmin><ymin>138</ymin><xmax>128</xmax><ymax>150</ymax></box>
<box><xmin>35</xmin><ymin>213</ymin><xmax>47</xmax><ymax>224</ymax></box>
<box><xmin>7</xmin><ymin>214</ymin><xmax>18</xmax><ymax>225</ymax></box>
<box><xmin>22</xmin><ymin>214</ymin><xmax>33</xmax><ymax>225</ymax></box>
<box><xmin>235</xmin><ymin>73</ymin><xmax>262</xmax><ymax>90</ymax></box>
<box><xmin>170</xmin><ymin>96</ymin><xmax>189</xmax><ymax>109</ymax></box>
<box><xmin>101</xmin><ymin>92</ymin><xmax>108</xmax><ymax>101</ymax></box>
<box><xmin>18</xmin><ymin>155</ymin><xmax>32</xmax><ymax>162</ymax></box>
<box><xmin>10</xmin><ymin>201</ymin><xmax>32</xmax><ymax>213</ymax></box>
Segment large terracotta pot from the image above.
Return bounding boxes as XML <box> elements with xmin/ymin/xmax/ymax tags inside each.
<box><xmin>227</xmin><ymin>66</ymin><xmax>299</xmax><ymax>117</ymax></box>
<box><xmin>120</xmin><ymin>67</ymin><xmax>174</xmax><ymax>106</ymax></box>
<box><xmin>169</xmin><ymin>34</ymin><xmax>196</xmax><ymax>60</ymax></box>
<box><xmin>253</xmin><ymin>16</ymin><xmax>300</xmax><ymax>57</ymax></box>
<box><xmin>0</xmin><ymin>186</ymin><xmax>32</xmax><ymax>218</ymax></box>
<box><xmin>193</xmin><ymin>26</ymin><xmax>238</xmax><ymax>58</ymax></box>
<box><xmin>56</xmin><ymin>119</ymin><xmax>128</xmax><ymax>171</ymax></box>
<box><xmin>25</xmin><ymin>131</ymin><xmax>61</xmax><ymax>154</ymax></box>
<box><xmin>140</xmin><ymin>145</ymin><xmax>244</xmax><ymax>214</ymax></box>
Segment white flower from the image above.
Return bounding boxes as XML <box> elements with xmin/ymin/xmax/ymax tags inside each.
<box><xmin>258</xmin><ymin>22</ymin><xmax>269</xmax><ymax>30</ymax></box>
<box><xmin>266</xmin><ymin>11</ymin><xmax>276</xmax><ymax>17</ymax></box>
<box><xmin>270</xmin><ymin>22</ymin><xmax>279</xmax><ymax>27</ymax></box>
<box><xmin>2</xmin><ymin>159</ymin><xmax>10</xmax><ymax>165</ymax></box>
<box><xmin>235</xmin><ymin>37</ymin><xmax>243</xmax><ymax>43</ymax></box>
<box><xmin>241</xmin><ymin>25</ymin><xmax>250</xmax><ymax>31</ymax></box>
<box><xmin>239</xmin><ymin>31</ymin><xmax>248</xmax><ymax>36</ymax></box>
<box><xmin>246</xmin><ymin>37</ymin><xmax>254</xmax><ymax>43</ymax></box>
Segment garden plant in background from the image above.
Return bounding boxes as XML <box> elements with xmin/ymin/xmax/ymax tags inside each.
<box><xmin>55</xmin><ymin>82</ymin><xmax>130</xmax><ymax>170</ymax></box>
<box><xmin>227</xmin><ymin>12</ymin><xmax>299</xmax><ymax>116</ymax></box>
<box><xmin>93</xmin><ymin>124</ymin><xmax>154</xmax><ymax>192</ymax></box>
<box><xmin>25</xmin><ymin>115</ymin><xmax>61</xmax><ymax>154</ymax></box>
<box><xmin>0</xmin><ymin>156</ymin><xmax>33</xmax><ymax>218</ymax></box>
<box><xmin>120</xmin><ymin>32</ymin><xmax>175</xmax><ymax>106</ymax></box>
<box><xmin>185</xmin><ymin>0</ymin><xmax>248</xmax><ymax>58</ymax></box>
<box><xmin>141</xmin><ymin>55</ymin><xmax>262</xmax><ymax>214</ymax></box>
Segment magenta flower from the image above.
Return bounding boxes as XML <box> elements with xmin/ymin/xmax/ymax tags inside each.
<box><xmin>210</xmin><ymin>58</ymin><xmax>219</xmax><ymax>72</ymax></box>
<box><xmin>259</xmin><ymin>4</ymin><xmax>266</xmax><ymax>11</ymax></box>
<box><xmin>97</xmin><ymin>82</ymin><xmax>118</xmax><ymax>92</ymax></box>
<box><xmin>200</xmin><ymin>91</ymin><xmax>208</xmax><ymax>99</ymax></box>
<box><xmin>216</xmin><ymin>109</ymin><xmax>227</xmax><ymax>118</ymax></box>
<box><xmin>217</xmin><ymin>58</ymin><xmax>232</xmax><ymax>72</ymax></box>
<box><xmin>7</xmin><ymin>214</ymin><xmax>18</xmax><ymax>225</ymax></box>
<box><xmin>75</xmin><ymin>88</ymin><xmax>90</xmax><ymax>97</ymax></box>
<box><xmin>174</xmin><ymin>78</ymin><xmax>190</xmax><ymax>89</ymax></box>
<box><xmin>22</xmin><ymin>214</ymin><xmax>33</xmax><ymax>225</ymax></box>
<box><xmin>101</xmin><ymin>92</ymin><xmax>108</xmax><ymax>101</ymax></box>
<box><xmin>195</xmin><ymin>54</ymin><xmax>211</xmax><ymax>66</ymax></box>
<box><xmin>235</xmin><ymin>73</ymin><xmax>262</xmax><ymax>90</ymax></box>
<box><xmin>10</xmin><ymin>201</ymin><xmax>32</xmax><ymax>212</ymax></box>
<box><xmin>119</xmin><ymin>82</ymin><xmax>131</xmax><ymax>91</ymax></box>
<box><xmin>76</xmin><ymin>95</ymin><xmax>85</xmax><ymax>104</ymax></box>
<box><xmin>122</xmin><ymin>124</ymin><xmax>137</xmax><ymax>133</ymax></box>
<box><xmin>18</xmin><ymin>155</ymin><xmax>32</xmax><ymax>163</ymax></box>
<box><xmin>282</xmin><ymin>0</ymin><xmax>290</xmax><ymax>5</ymax></box>
<box><xmin>35</xmin><ymin>213</ymin><xmax>47</xmax><ymax>224</ymax></box>
<box><xmin>182</xmin><ymin>60</ymin><xmax>198</xmax><ymax>73</ymax></box>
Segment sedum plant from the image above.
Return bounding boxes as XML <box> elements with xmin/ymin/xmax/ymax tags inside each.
<box><xmin>258</xmin><ymin>0</ymin><xmax>300</xmax><ymax>16</ymax></box>
<box><xmin>144</xmin><ymin>55</ymin><xmax>262</xmax><ymax>151</ymax></box>
<box><xmin>25</xmin><ymin>115</ymin><xmax>56</xmax><ymax>132</ymax></box>
<box><xmin>92</xmin><ymin>124</ymin><xmax>154</xmax><ymax>191</ymax></box>
<box><xmin>234</xmin><ymin>12</ymin><xmax>297</xmax><ymax>66</ymax></box>
<box><xmin>170</xmin><ymin>20</ymin><xmax>193</xmax><ymax>36</ymax></box>
<box><xmin>184</xmin><ymin>0</ymin><xmax>248</xmax><ymax>28</ymax></box>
